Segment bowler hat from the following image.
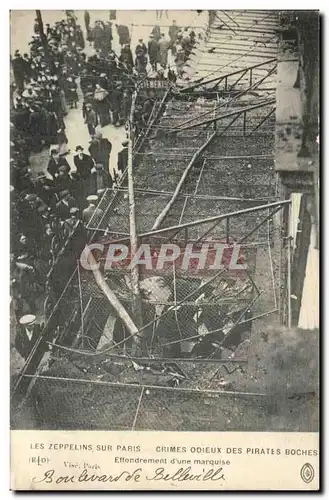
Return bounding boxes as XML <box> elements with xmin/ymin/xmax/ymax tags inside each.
<box><xmin>59</xmin><ymin>190</ymin><xmax>70</xmax><ymax>199</ymax></box>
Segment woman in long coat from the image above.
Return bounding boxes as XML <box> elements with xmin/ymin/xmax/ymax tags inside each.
<box><xmin>151</xmin><ymin>25</ymin><xmax>161</xmax><ymax>42</ymax></box>
<box><xmin>84</xmin><ymin>10</ymin><xmax>90</xmax><ymax>32</ymax></box>
<box><xmin>116</xmin><ymin>24</ymin><xmax>130</xmax><ymax>46</ymax></box>
<box><xmin>158</xmin><ymin>34</ymin><xmax>169</xmax><ymax>69</ymax></box>
<box><xmin>148</xmin><ymin>35</ymin><xmax>159</xmax><ymax>72</ymax></box>
<box><xmin>67</xmin><ymin>77</ymin><xmax>78</xmax><ymax>108</ymax></box>
<box><xmin>92</xmin><ymin>21</ymin><xmax>106</xmax><ymax>52</ymax></box>
<box><xmin>93</xmin><ymin>84</ymin><xmax>110</xmax><ymax>127</ymax></box>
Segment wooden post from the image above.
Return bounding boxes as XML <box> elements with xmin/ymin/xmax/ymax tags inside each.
<box><xmin>287</xmin><ymin>236</ymin><xmax>292</xmax><ymax>328</ymax></box>
<box><xmin>287</xmin><ymin>204</ymin><xmax>292</xmax><ymax>328</ymax></box>
<box><xmin>128</xmin><ymin>90</ymin><xmax>144</xmax><ymax>353</ymax></box>
<box><xmin>35</xmin><ymin>10</ymin><xmax>50</xmax><ymax>65</ymax></box>
<box><xmin>152</xmin><ymin>131</ymin><xmax>217</xmax><ymax>230</ymax></box>
<box><xmin>87</xmin><ymin>251</ymin><xmax>139</xmax><ymax>337</ymax></box>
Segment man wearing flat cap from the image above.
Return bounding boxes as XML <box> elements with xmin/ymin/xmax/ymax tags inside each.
<box><xmin>82</xmin><ymin>195</ymin><xmax>104</xmax><ymax>226</ymax></box>
<box><xmin>63</xmin><ymin>207</ymin><xmax>83</xmax><ymax>239</ymax></box>
<box><xmin>15</xmin><ymin>314</ymin><xmax>41</xmax><ymax>360</ymax></box>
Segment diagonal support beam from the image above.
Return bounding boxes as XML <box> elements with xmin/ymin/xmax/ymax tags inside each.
<box><xmin>151</xmin><ymin>131</ymin><xmax>217</xmax><ymax>230</ymax></box>
<box><xmin>238</xmin><ymin>205</ymin><xmax>283</xmax><ymax>244</ymax></box>
<box><xmin>215</xmin><ymin>13</ymin><xmax>237</xmax><ymax>35</ymax></box>
<box><xmin>220</xmin><ymin>10</ymin><xmax>240</xmax><ymax>27</ymax></box>
<box><xmin>247</xmin><ymin>107</ymin><xmax>276</xmax><ymax>136</ymax></box>
<box><xmin>227</xmin><ymin>69</ymin><xmax>248</xmax><ymax>90</ymax></box>
<box><xmin>139</xmin><ymin>200</ymin><xmax>291</xmax><ymax>240</ymax></box>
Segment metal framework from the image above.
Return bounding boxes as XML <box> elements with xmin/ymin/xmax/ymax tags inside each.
<box><xmin>178</xmin><ymin>58</ymin><xmax>277</xmax><ymax>94</ymax></box>
<box><xmin>12</xmin><ymin>11</ymin><xmax>288</xmax><ymax>431</ymax></box>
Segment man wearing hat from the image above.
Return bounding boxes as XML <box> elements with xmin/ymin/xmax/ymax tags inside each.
<box><xmin>22</xmin><ymin>85</ymin><xmax>38</xmax><ymax>100</ymax></box>
<box><xmin>12</xmin><ymin>50</ymin><xmax>25</xmax><ymax>92</ymax></box>
<box><xmin>47</xmin><ymin>148</ymin><xmax>70</xmax><ymax>179</ymax></box>
<box><xmin>104</xmin><ymin>20</ymin><xmax>113</xmax><ymax>53</ymax></box>
<box><xmin>15</xmin><ymin>314</ymin><xmax>41</xmax><ymax>360</ymax></box>
<box><xmin>22</xmin><ymin>53</ymin><xmax>32</xmax><ymax>82</ymax></box>
<box><xmin>116</xmin><ymin>23</ymin><xmax>130</xmax><ymax>47</ymax></box>
<box><xmin>98</xmin><ymin>73</ymin><xmax>109</xmax><ymax>91</ymax></box>
<box><xmin>73</xmin><ymin>145</ymin><xmax>95</xmax><ymax>180</ymax></box>
<box><xmin>119</xmin><ymin>44</ymin><xmax>133</xmax><ymax>70</ymax></box>
<box><xmin>88</xmin><ymin>132</ymin><xmax>112</xmax><ymax>172</ymax></box>
<box><xmin>168</xmin><ymin>20</ymin><xmax>180</xmax><ymax>56</ymax></box>
<box><xmin>109</xmin><ymin>84</ymin><xmax>123</xmax><ymax>127</ymax></box>
<box><xmin>33</xmin><ymin>17</ymin><xmax>40</xmax><ymax>34</ymax></box>
<box><xmin>158</xmin><ymin>33</ymin><xmax>170</xmax><ymax>69</ymax></box>
<box><xmin>148</xmin><ymin>34</ymin><xmax>159</xmax><ymax>72</ymax></box>
<box><xmin>63</xmin><ymin>207</ymin><xmax>81</xmax><ymax>238</ymax></box>
<box><xmin>55</xmin><ymin>190</ymin><xmax>76</xmax><ymax>219</ymax></box>
<box><xmin>34</xmin><ymin>172</ymin><xmax>57</xmax><ymax>207</ymax></box>
<box><xmin>66</xmin><ymin>207</ymin><xmax>87</xmax><ymax>255</ymax></box>
<box><xmin>117</xmin><ymin>140</ymin><xmax>128</xmax><ymax>176</ymax></box>
<box><xmin>11</xmin><ymin>98</ymin><xmax>30</xmax><ymax>135</ymax></box>
<box><xmin>135</xmin><ymin>38</ymin><xmax>147</xmax><ymax>56</ymax></box>
<box><xmin>54</xmin><ymin>166</ymin><xmax>73</xmax><ymax>192</ymax></box>
<box><xmin>135</xmin><ymin>38</ymin><xmax>148</xmax><ymax>74</ymax></box>
<box><xmin>25</xmin><ymin>191</ymin><xmax>48</xmax><ymax>215</ymax></box>
<box><xmin>84</xmin><ymin>103</ymin><xmax>98</xmax><ymax>137</ymax></box>
<box><xmin>82</xmin><ymin>195</ymin><xmax>104</xmax><ymax>226</ymax></box>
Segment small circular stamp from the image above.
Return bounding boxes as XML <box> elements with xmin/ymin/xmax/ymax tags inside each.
<box><xmin>300</xmin><ymin>463</ymin><xmax>315</xmax><ymax>484</ymax></box>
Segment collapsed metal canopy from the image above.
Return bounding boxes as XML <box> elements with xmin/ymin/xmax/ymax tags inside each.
<box><xmin>12</xmin><ymin>10</ymin><xmax>286</xmax><ymax>426</ymax></box>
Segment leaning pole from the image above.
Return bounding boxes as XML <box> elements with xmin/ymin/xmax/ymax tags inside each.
<box><xmin>127</xmin><ymin>90</ymin><xmax>145</xmax><ymax>354</ymax></box>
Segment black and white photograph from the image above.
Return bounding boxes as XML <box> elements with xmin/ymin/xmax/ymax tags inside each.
<box><xmin>9</xmin><ymin>8</ymin><xmax>319</xmax><ymax>488</ymax></box>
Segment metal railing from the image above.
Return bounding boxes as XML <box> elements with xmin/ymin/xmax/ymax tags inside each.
<box><xmin>178</xmin><ymin>58</ymin><xmax>277</xmax><ymax>94</ymax></box>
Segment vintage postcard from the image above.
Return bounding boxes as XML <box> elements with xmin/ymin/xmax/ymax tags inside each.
<box><xmin>10</xmin><ymin>9</ymin><xmax>319</xmax><ymax>490</ymax></box>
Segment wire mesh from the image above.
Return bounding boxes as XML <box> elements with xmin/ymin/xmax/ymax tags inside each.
<box><xmin>13</xmin><ymin>376</ymin><xmax>142</xmax><ymax>430</ymax></box>
<box><xmin>86</xmin><ymin>188</ymin><xmax>276</xmax><ymax>245</ymax></box>
<box><xmin>13</xmin><ymin>375</ymin><xmax>316</xmax><ymax>432</ymax></box>
<box><xmin>133</xmin><ymin>387</ymin><xmax>268</xmax><ymax>431</ymax></box>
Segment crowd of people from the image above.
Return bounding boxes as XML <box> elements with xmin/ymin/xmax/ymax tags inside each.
<box><xmin>10</xmin><ymin>10</ymin><xmax>200</xmax><ymax>361</ymax></box>
<box><xmin>82</xmin><ymin>12</ymin><xmax>197</xmax><ymax>77</ymax></box>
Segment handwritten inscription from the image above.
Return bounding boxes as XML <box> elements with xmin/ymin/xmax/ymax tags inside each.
<box><xmin>32</xmin><ymin>466</ymin><xmax>225</xmax><ymax>485</ymax></box>
<box><xmin>33</xmin><ymin>468</ymin><xmax>142</xmax><ymax>484</ymax></box>
<box><xmin>146</xmin><ymin>466</ymin><xmax>225</xmax><ymax>482</ymax></box>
